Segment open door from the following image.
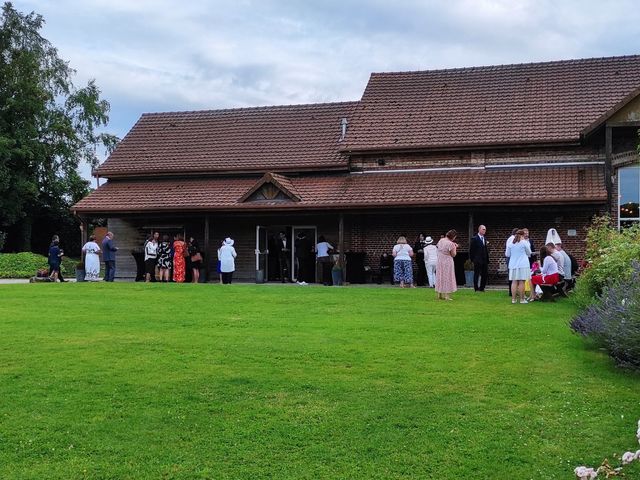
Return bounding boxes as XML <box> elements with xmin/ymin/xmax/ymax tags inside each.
<box><xmin>255</xmin><ymin>225</ymin><xmax>268</xmax><ymax>283</ymax></box>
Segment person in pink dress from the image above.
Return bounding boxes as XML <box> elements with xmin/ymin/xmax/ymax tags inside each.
<box><xmin>435</xmin><ymin>230</ymin><xmax>458</xmax><ymax>300</ymax></box>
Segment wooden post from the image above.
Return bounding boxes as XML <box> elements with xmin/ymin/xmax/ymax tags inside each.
<box><xmin>204</xmin><ymin>215</ymin><xmax>210</xmax><ymax>282</ymax></box>
<box><xmin>468</xmin><ymin>211</ymin><xmax>474</xmax><ymax>253</ymax></box>
<box><xmin>338</xmin><ymin>213</ymin><xmax>345</xmax><ymax>282</ymax></box>
<box><xmin>605</xmin><ymin>124</ymin><xmax>613</xmax><ymax>213</ymax></box>
<box><xmin>80</xmin><ymin>219</ymin><xmax>88</xmax><ymax>246</ymax></box>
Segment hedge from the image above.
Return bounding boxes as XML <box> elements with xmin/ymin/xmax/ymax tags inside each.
<box><xmin>0</xmin><ymin>252</ymin><xmax>78</xmax><ymax>279</ymax></box>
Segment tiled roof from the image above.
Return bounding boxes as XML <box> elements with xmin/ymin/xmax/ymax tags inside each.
<box><xmin>96</xmin><ymin>102</ymin><xmax>357</xmax><ymax>177</ymax></box>
<box><xmin>73</xmin><ymin>165</ymin><xmax>605</xmax><ymax>213</ymax></box>
<box><xmin>343</xmin><ymin>55</ymin><xmax>640</xmax><ymax>152</ymax></box>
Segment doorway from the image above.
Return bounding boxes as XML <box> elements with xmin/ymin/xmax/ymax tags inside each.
<box><xmin>255</xmin><ymin>225</ymin><xmax>317</xmax><ymax>282</ymax></box>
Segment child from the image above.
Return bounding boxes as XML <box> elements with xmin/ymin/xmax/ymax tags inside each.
<box><xmin>526</xmin><ymin>254</ymin><xmax>540</xmax><ymax>301</ymax></box>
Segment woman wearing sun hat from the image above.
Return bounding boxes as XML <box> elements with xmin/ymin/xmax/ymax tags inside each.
<box><xmin>218</xmin><ymin>237</ymin><xmax>237</xmax><ymax>284</ymax></box>
<box><xmin>423</xmin><ymin>236</ymin><xmax>438</xmax><ymax>288</ymax></box>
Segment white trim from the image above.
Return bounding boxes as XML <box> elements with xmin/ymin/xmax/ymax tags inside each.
<box><xmin>353</xmin><ymin>161</ymin><xmax>604</xmax><ymax>175</ymax></box>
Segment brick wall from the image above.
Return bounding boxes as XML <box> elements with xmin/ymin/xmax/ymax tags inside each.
<box><xmin>348</xmin><ymin>205</ymin><xmax>603</xmax><ymax>283</ymax></box>
<box><xmin>350</xmin><ymin>145</ymin><xmax>603</xmax><ymax>171</ymax></box>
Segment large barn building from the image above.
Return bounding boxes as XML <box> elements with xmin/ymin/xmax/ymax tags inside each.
<box><xmin>73</xmin><ymin>55</ymin><xmax>640</xmax><ymax>282</ymax></box>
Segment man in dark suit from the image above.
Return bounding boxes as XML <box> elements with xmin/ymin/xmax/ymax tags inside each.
<box><xmin>275</xmin><ymin>231</ymin><xmax>291</xmax><ymax>282</ymax></box>
<box><xmin>469</xmin><ymin>225</ymin><xmax>489</xmax><ymax>292</ymax></box>
<box><xmin>102</xmin><ymin>231</ymin><xmax>119</xmax><ymax>282</ymax></box>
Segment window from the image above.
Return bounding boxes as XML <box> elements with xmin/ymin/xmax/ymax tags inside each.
<box><xmin>618</xmin><ymin>165</ymin><xmax>640</xmax><ymax>229</ymax></box>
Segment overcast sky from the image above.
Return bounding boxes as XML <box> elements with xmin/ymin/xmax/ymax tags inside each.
<box><xmin>12</xmin><ymin>0</ymin><xmax>640</xmax><ymax>180</ymax></box>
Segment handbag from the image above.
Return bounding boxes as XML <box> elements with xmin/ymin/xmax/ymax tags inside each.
<box><xmin>191</xmin><ymin>252</ymin><xmax>202</xmax><ymax>262</ymax></box>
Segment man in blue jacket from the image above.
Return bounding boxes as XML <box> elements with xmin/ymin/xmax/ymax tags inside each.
<box><xmin>102</xmin><ymin>232</ymin><xmax>118</xmax><ymax>282</ymax></box>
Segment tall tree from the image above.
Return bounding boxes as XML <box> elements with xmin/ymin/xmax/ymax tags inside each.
<box><xmin>0</xmin><ymin>2</ymin><xmax>117</xmax><ymax>251</ymax></box>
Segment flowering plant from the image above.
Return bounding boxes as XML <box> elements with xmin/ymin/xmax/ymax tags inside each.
<box><xmin>574</xmin><ymin>419</ymin><xmax>640</xmax><ymax>479</ymax></box>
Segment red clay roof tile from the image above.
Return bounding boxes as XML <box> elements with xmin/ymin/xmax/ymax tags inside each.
<box><xmin>73</xmin><ymin>165</ymin><xmax>605</xmax><ymax>213</ymax></box>
<box><xmin>343</xmin><ymin>55</ymin><xmax>640</xmax><ymax>152</ymax></box>
<box><xmin>97</xmin><ymin>102</ymin><xmax>357</xmax><ymax>177</ymax></box>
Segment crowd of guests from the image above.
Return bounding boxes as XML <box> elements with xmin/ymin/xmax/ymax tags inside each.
<box><xmin>379</xmin><ymin>225</ymin><xmax>578</xmax><ymax>303</ymax></box>
<box><xmin>48</xmin><ymin>226</ymin><xmax>578</xmax><ymax>298</ymax></box>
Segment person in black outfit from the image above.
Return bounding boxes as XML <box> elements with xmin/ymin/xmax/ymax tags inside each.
<box><xmin>49</xmin><ymin>235</ymin><xmax>67</xmax><ymax>282</ymax></box>
<box><xmin>294</xmin><ymin>232</ymin><xmax>312</xmax><ymax>283</ymax></box>
<box><xmin>275</xmin><ymin>231</ymin><xmax>292</xmax><ymax>282</ymax></box>
<box><xmin>379</xmin><ymin>252</ymin><xmax>393</xmax><ymax>285</ymax></box>
<box><xmin>469</xmin><ymin>224</ymin><xmax>489</xmax><ymax>292</ymax></box>
<box><xmin>413</xmin><ymin>233</ymin><xmax>427</xmax><ymax>286</ymax></box>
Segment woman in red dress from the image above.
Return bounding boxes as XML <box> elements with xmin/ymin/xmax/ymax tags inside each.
<box><xmin>173</xmin><ymin>233</ymin><xmax>187</xmax><ymax>283</ymax></box>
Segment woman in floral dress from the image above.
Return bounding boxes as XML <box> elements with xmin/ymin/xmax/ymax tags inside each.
<box><xmin>172</xmin><ymin>233</ymin><xmax>187</xmax><ymax>283</ymax></box>
<box><xmin>82</xmin><ymin>235</ymin><xmax>101</xmax><ymax>282</ymax></box>
<box><xmin>435</xmin><ymin>229</ymin><xmax>458</xmax><ymax>300</ymax></box>
<box><xmin>157</xmin><ymin>234</ymin><xmax>172</xmax><ymax>282</ymax></box>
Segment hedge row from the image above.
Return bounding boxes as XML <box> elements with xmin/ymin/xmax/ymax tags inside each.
<box><xmin>0</xmin><ymin>252</ymin><xmax>78</xmax><ymax>279</ymax></box>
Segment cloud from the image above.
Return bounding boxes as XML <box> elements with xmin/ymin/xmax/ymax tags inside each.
<box><xmin>11</xmin><ymin>0</ymin><xmax>640</xmax><ymax>180</ymax></box>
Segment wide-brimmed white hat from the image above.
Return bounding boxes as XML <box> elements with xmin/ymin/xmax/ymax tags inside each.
<box><xmin>545</xmin><ymin>228</ymin><xmax>562</xmax><ymax>245</ymax></box>
<box><xmin>425</xmin><ymin>236</ymin><xmax>433</xmax><ymax>245</ymax></box>
<box><xmin>224</xmin><ymin>237</ymin><xmax>234</xmax><ymax>246</ymax></box>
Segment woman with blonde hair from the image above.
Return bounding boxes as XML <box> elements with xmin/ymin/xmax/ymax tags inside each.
<box><xmin>506</xmin><ymin>229</ymin><xmax>532</xmax><ymax>304</ymax></box>
<box><xmin>435</xmin><ymin>230</ymin><xmax>458</xmax><ymax>300</ymax></box>
<box><xmin>392</xmin><ymin>236</ymin><xmax>415</xmax><ymax>288</ymax></box>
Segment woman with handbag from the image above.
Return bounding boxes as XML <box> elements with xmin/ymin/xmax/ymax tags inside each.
<box><xmin>188</xmin><ymin>237</ymin><xmax>203</xmax><ymax>283</ymax></box>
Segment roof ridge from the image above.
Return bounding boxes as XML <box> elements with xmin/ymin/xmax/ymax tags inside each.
<box><xmin>370</xmin><ymin>54</ymin><xmax>640</xmax><ymax>77</ymax></box>
<box><xmin>140</xmin><ymin>101</ymin><xmax>359</xmax><ymax>118</ymax></box>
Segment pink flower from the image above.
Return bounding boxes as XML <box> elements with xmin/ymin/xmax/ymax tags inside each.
<box><xmin>574</xmin><ymin>466</ymin><xmax>597</xmax><ymax>479</ymax></box>
<box><xmin>622</xmin><ymin>451</ymin><xmax>635</xmax><ymax>465</ymax></box>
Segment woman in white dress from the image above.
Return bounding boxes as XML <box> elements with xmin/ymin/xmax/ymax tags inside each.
<box><xmin>506</xmin><ymin>229</ymin><xmax>532</xmax><ymax>304</ymax></box>
<box><xmin>82</xmin><ymin>235</ymin><xmax>102</xmax><ymax>281</ymax></box>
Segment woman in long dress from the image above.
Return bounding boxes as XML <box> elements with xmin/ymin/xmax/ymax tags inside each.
<box><xmin>435</xmin><ymin>230</ymin><xmax>458</xmax><ymax>300</ymax></box>
<box><xmin>173</xmin><ymin>233</ymin><xmax>187</xmax><ymax>283</ymax></box>
<box><xmin>82</xmin><ymin>235</ymin><xmax>101</xmax><ymax>281</ymax></box>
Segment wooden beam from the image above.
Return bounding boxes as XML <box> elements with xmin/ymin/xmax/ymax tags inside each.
<box><xmin>605</xmin><ymin>126</ymin><xmax>613</xmax><ymax>212</ymax></box>
<box><xmin>204</xmin><ymin>215</ymin><xmax>210</xmax><ymax>282</ymax></box>
<box><xmin>605</xmin><ymin>120</ymin><xmax>640</xmax><ymax>128</ymax></box>
<box><xmin>338</xmin><ymin>213</ymin><xmax>345</xmax><ymax>282</ymax></box>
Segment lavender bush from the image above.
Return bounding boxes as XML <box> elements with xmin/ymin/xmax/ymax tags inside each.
<box><xmin>571</xmin><ymin>261</ymin><xmax>640</xmax><ymax>369</ymax></box>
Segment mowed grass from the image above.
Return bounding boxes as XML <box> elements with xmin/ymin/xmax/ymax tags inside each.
<box><xmin>0</xmin><ymin>284</ymin><xmax>639</xmax><ymax>479</ymax></box>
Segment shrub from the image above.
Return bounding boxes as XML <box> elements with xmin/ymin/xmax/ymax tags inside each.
<box><xmin>573</xmin><ymin>217</ymin><xmax>640</xmax><ymax>309</ymax></box>
<box><xmin>0</xmin><ymin>252</ymin><xmax>77</xmax><ymax>279</ymax></box>
<box><xmin>571</xmin><ymin>261</ymin><xmax>640</xmax><ymax>369</ymax></box>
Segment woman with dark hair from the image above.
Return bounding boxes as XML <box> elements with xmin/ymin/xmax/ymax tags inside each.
<box><xmin>414</xmin><ymin>233</ymin><xmax>427</xmax><ymax>286</ymax></box>
<box><xmin>81</xmin><ymin>235</ymin><xmax>101</xmax><ymax>282</ymax></box>
<box><xmin>157</xmin><ymin>234</ymin><xmax>172</xmax><ymax>282</ymax></box>
<box><xmin>531</xmin><ymin>244</ymin><xmax>559</xmax><ymax>287</ymax></box>
<box><xmin>188</xmin><ymin>237</ymin><xmax>203</xmax><ymax>283</ymax></box>
<box><xmin>49</xmin><ymin>235</ymin><xmax>67</xmax><ymax>282</ymax></box>
<box><xmin>173</xmin><ymin>233</ymin><xmax>187</xmax><ymax>283</ymax></box>
<box><xmin>144</xmin><ymin>233</ymin><xmax>158</xmax><ymax>282</ymax></box>
<box><xmin>48</xmin><ymin>238</ymin><xmax>63</xmax><ymax>282</ymax></box>
<box><xmin>435</xmin><ymin>230</ymin><xmax>458</xmax><ymax>300</ymax></box>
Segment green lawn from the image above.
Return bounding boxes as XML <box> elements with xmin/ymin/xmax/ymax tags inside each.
<box><xmin>0</xmin><ymin>284</ymin><xmax>638</xmax><ymax>479</ymax></box>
